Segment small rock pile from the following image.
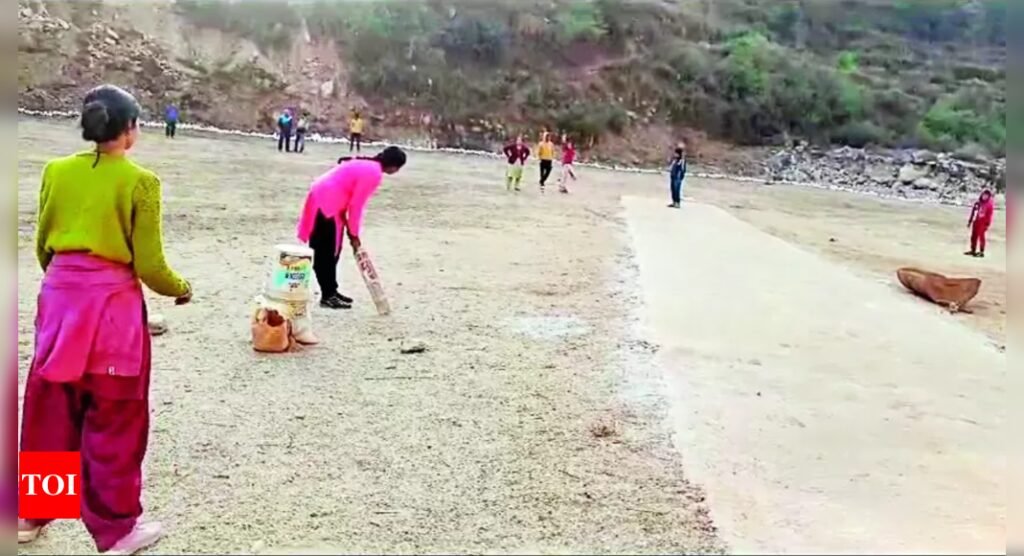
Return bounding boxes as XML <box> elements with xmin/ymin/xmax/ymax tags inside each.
<box><xmin>764</xmin><ymin>145</ymin><xmax>1005</xmax><ymax>204</ymax></box>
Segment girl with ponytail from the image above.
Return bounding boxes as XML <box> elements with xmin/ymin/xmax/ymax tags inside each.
<box><xmin>297</xmin><ymin>146</ymin><xmax>406</xmax><ymax>309</ymax></box>
<box><xmin>18</xmin><ymin>84</ymin><xmax>191</xmax><ymax>554</ymax></box>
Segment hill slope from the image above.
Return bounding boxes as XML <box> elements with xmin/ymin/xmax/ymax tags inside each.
<box><xmin>18</xmin><ymin>0</ymin><xmax>1007</xmax><ymax>164</ymax></box>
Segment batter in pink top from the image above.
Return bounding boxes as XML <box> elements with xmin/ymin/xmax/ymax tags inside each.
<box><xmin>296</xmin><ymin>146</ymin><xmax>406</xmax><ymax>309</ymax></box>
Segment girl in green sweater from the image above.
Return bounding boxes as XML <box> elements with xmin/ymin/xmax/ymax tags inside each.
<box><xmin>18</xmin><ymin>84</ymin><xmax>191</xmax><ymax>555</ymax></box>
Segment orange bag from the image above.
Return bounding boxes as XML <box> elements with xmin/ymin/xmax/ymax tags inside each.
<box><xmin>252</xmin><ymin>307</ymin><xmax>293</xmax><ymax>353</ymax></box>
<box><xmin>896</xmin><ymin>267</ymin><xmax>981</xmax><ymax>312</ymax></box>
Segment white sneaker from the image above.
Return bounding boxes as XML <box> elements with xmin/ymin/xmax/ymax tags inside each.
<box><xmin>103</xmin><ymin>521</ymin><xmax>163</xmax><ymax>555</ymax></box>
<box><xmin>17</xmin><ymin>519</ymin><xmax>42</xmax><ymax>544</ymax></box>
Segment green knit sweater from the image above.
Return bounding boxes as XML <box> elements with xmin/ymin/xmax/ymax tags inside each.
<box><xmin>35</xmin><ymin>151</ymin><xmax>190</xmax><ymax>297</ymax></box>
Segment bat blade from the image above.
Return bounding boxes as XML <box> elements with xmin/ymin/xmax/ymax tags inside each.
<box><xmin>354</xmin><ymin>247</ymin><xmax>391</xmax><ymax>316</ymax></box>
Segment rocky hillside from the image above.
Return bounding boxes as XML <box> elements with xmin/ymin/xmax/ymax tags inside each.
<box><xmin>18</xmin><ymin>0</ymin><xmax>1006</xmax><ymax>170</ymax></box>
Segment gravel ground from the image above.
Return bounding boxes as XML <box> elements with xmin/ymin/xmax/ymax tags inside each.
<box><xmin>16</xmin><ymin>117</ymin><xmax>1006</xmax><ymax>554</ymax></box>
<box><xmin>16</xmin><ymin>119</ymin><xmax>721</xmax><ymax>555</ymax></box>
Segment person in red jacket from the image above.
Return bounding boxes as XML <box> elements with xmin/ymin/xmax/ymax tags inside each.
<box><xmin>966</xmin><ymin>189</ymin><xmax>995</xmax><ymax>257</ymax></box>
<box><xmin>502</xmin><ymin>135</ymin><xmax>530</xmax><ymax>192</ymax></box>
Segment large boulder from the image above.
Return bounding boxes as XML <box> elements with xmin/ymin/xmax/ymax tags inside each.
<box><xmin>898</xmin><ymin>163</ymin><xmax>929</xmax><ymax>184</ymax></box>
<box><xmin>912</xmin><ymin>177</ymin><xmax>941</xmax><ymax>191</ymax></box>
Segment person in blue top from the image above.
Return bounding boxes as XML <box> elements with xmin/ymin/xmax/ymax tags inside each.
<box><xmin>668</xmin><ymin>144</ymin><xmax>688</xmax><ymax>209</ymax></box>
<box><xmin>277</xmin><ymin>109</ymin><xmax>294</xmax><ymax>152</ymax></box>
<box><xmin>164</xmin><ymin>104</ymin><xmax>179</xmax><ymax>138</ymax></box>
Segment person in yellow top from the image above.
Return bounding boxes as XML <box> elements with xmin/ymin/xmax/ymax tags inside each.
<box><xmin>348</xmin><ymin>110</ymin><xmax>365</xmax><ymax>153</ymax></box>
<box><xmin>537</xmin><ymin>132</ymin><xmax>556</xmax><ymax>192</ymax></box>
<box><xmin>18</xmin><ymin>84</ymin><xmax>191</xmax><ymax>555</ymax></box>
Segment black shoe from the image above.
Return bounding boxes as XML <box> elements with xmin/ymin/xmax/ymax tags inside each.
<box><xmin>335</xmin><ymin>293</ymin><xmax>354</xmax><ymax>304</ymax></box>
<box><xmin>964</xmin><ymin>251</ymin><xmax>977</xmax><ymax>257</ymax></box>
<box><xmin>976</xmin><ymin>252</ymin><xmax>985</xmax><ymax>258</ymax></box>
<box><xmin>320</xmin><ymin>295</ymin><xmax>351</xmax><ymax>309</ymax></box>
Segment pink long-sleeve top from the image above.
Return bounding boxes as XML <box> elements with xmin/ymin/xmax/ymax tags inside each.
<box><xmin>296</xmin><ymin>159</ymin><xmax>383</xmax><ymax>254</ymax></box>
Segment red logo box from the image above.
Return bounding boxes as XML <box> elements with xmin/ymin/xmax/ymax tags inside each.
<box><xmin>19</xmin><ymin>451</ymin><xmax>81</xmax><ymax>519</ymax></box>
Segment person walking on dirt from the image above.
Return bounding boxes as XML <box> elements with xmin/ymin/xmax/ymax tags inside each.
<box><xmin>164</xmin><ymin>103</ymin><xmax>179</xmax><ymax>138</ymax></box>
<box><xmin>277</xmin><ymin>109</ymin><xmax>294</xmax><ymax>152</ymax></box>
<box><xmin>965</xmin><ymin>189</ymin><xmax>995</xmax><ymax>257</ymax></box>
<box><xmin>502</xmin><ymin>135</ymin><xmax>530</xmax><ymax>192</ymax></box>
<box><xmin>296</xmin><ymin>146</ymin><xmax>407</xmax><ymax>309</ymax></box>
<box><xmin>558</xmin><ymin>134</ymin><xmax>577</xmax><ymax>194</ymax></box>
<box><xmin>537</xmin><ymin>132</ymin><xmax>555</xmax><ymax>192</ymax></box>
<box><xmin>17</xmin><ymin>84</ymin><xmax>193</xmax><ymax>555</ymax></box>
<box><xmin>294</xmin><ymin>112</ymin><xmax>309</xmax><ymax>154</ymax></box>
<box><xmin>668</xmin><ymin>145</ymin><xmax>688</xmax><ymax>208</ymax></box>
<box><xmin>348</xmin><ymin>110</ymin><xmax>365</xmax><ymax>153</ymax></box>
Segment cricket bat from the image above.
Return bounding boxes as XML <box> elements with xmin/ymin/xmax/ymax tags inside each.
<box><xmin>353</xmin><ymin>247</ymin><xmax>391</xmax><ymax>316</ymax></box>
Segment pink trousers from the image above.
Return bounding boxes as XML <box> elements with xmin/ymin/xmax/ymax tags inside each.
<box><xmin>19</xmin><ymin>253</ymin><xmax>152</xmax><ymax>552</ymax></box>
<box><xmin>20</xmin><ymin>356</ymin><xmax>150</xmax><ymax>551</ymax></box>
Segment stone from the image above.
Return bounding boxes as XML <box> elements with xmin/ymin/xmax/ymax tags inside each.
<box><xmin>898</xmin><ymin>163</ymin><xmax>928</xmax><ymax>184</ymax></box>
<box><xmin>912</xmin><ymin>177</ymin><xmax>941</xmax><ymax>191</ymax></box>
<box><xmin>912</xmin><ymin>150</ymin><xmax>938</xmax><ymax>164</ymax></box>
<box><xmin>399</xmin><ymin>339</ymin><xmax>428</xmax><ymax>354</ymax></box>
<box><xmin>319</xmin><ymin>79</ymin><xmax>334</xmax><ymax>98</ymax></box>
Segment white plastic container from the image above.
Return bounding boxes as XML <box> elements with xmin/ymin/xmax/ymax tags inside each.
<box><xmin>267</xmin><ymin>244</ymin><xmax>314</xmax><ymax>302</ymax></box>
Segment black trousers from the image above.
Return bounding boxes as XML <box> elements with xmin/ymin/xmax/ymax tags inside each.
<box><xmin>165</xmin><ymin>121</ymin><xmax>176</xmax><ymax>138</ymax></box>
<box><xmin>349</xmin><ymin>133</ymin><xmax>362</xmax><ymax>152</ymax></box>
<box><xmin>309</xmin><ymin>211</ymin><xmax>341</xmax><ymax>299</ymax></box>
<box><xmin>295</xmin><ymin>131</ymin><xmax>306</xmax><ymax>153</ymax></box>
<box><xmin>539</xmin><ymin>160</ymin><xmax>553</xmax><ymax>186</ymax></box>
<box><xmin>278</xmin><ymin>131</ymin><xmax>292</xmax><ymax>152</ymax></box>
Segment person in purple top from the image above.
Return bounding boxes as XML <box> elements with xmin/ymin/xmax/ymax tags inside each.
<box><xmin>164</xmin><ymin>104</ymin><xmax>179</xmax><ymax>138</ymax></box>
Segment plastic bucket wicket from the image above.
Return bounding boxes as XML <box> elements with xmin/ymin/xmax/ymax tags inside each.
<box><xmin>268</xmin><ymin>244</ymin><xmax>314</xmax><ymax>301</ymax></box>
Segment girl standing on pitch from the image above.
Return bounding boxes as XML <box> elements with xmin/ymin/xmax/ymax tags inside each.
<box><xmin>537</xmin><ymin>132</ymin><xmax>556</xmax><ymax>192</ymax></box>
<box><xmin>668</xmin><ymin>144</ymin><xmax>687</xmax><ymax>208</ymax></box>
<box><xmin>965</xmin><ymin>189</ymin><xmax>996</xmax><ymax>257</ymax></box>
<box><xmin>558</xmin><ymin>134</ymin><xmax>577</xmax><ymax>194</ymax></box>
<box><xmin>18</xmin><ymin>84</ymin><xmax>192</xmax><ymax>554</ymax></box>
<box><xmin>502</xmin><ymin>134</ymin><xmax>530</xmax><ymax>192</ymax></box>
<box><xmin>296</xmin><ymin>146</ymin><xmax>407</xmax><ymax>309</ymax></box>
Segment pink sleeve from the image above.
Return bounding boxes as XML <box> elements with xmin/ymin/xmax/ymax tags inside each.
<box><xmin>344</xmin><ymin>171</ymin><xmax>381</xmax><ymax>237</ymax></box>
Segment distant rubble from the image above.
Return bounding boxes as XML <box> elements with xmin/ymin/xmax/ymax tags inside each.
<box><xmin>764</xmin><ymin>145</ymin><xmax>1005</xmax><ymax>204</ymax></box>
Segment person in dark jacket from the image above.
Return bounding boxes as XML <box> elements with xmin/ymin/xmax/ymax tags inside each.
<box><xmin>277</xmin><ymin>110</ymin><xmax>294</xmax><ymax>152</ymax></box>
<box><xmin>668</xmin><ymin>144</ymin><xmax>688</xmax><ymax>208</ymax></box>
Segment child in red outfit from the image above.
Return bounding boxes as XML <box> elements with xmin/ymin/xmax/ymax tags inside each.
<box><xmin>966</xmin><ymin>189</ymin><xmax>995</xmax><ymax>257</ymax></box>
<box><xmin>558</xmin><ymin>134</ymin><xmax>577</xmax><ymax>194</ymax></box>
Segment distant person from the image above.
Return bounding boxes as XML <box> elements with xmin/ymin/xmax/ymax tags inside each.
<box><xmin>348</xmin><ymin>110</ymin><xmax>364</xmax><ymax>153</ymax></box>
<box><xmin>668</xmin><ymin>144</ymin><xmax>688</xmax><ymax>208</ymax></box>
<box><xmin>296</xmin><ymin>147</ymin><xmax>407</xmax><ymax>309</ymax></box>
<box><xmin>17</xmin><ymin>84</ymin><xmax>192</xmax><ymax>555</ymax></box>
<box><xmin>558</xmin><ymin>134</ymin><xmax>577</xmax><ymax>194</ymax></box>
<box><xmin>294</xmin><ymin>112</ymin><xmax>309</xmax><ymax>154</ymax></box>
<box><xmin>502</xmin><ymin>134</ymin><xmax>530</xmax><ymax>192</ymax></box>
<box><xmin>537</xmin><ymin>132</ymin><xmax>555</xmax><ymax>192</ymax></box>
<box><xmin>965</xmin><ymin>189</ymin><xmax>995</xmax><ymax>258</ymax></box>
<box><xmin>277</xmin><ymin>109</ymin><xmax>294</xmax><ymax>152</ymax></box>
<box><xmin>164</xmin><ymin>104</ymin><xmax>179</xmax><ymax>138</ymax></box>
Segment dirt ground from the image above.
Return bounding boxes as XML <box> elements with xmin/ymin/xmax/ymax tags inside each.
<box><xmin>16</xmin><ymin>118</ymin><xmax>1005</xmax><ymax>554</ymax></box>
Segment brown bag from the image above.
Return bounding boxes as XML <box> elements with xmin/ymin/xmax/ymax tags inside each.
<box><xmin>896</xmin><ymin>267</ymin><xmax>981</xmax><ymax>312</ymax></box>
<box><xmin>252</xmin><ymin>307</ymin><xmax>293</xmax><ymax>353</ymax></box>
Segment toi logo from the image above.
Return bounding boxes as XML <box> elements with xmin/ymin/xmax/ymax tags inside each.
<box><xmin>19</xmin><ymin>452</ymin><xmax>81</xmax><ymax>519</ymax></box>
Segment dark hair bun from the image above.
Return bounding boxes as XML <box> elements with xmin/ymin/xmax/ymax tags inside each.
<box><xmin>378</xmin><ymin>145</ymin><xmax>407</xmax><ymax>169</ymax></box>
<box><xmin>81</xmin><ymin>101</ymin><xmax>110</xmax><ymax>142</ymax></box>
<box><xmin>79</xmin><ymin>84</ymin><xmax>141</xmax><ymax>144</ymax></box>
